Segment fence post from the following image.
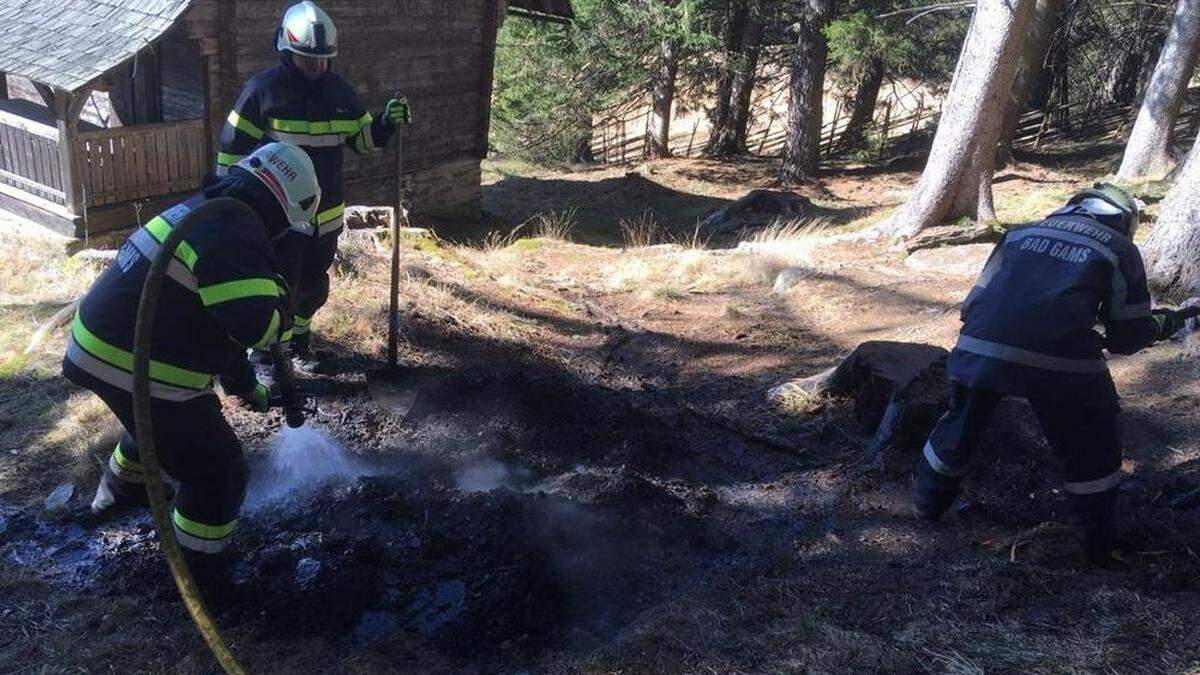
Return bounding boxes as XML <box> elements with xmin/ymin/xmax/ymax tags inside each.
<box><xmin>54</xmin><ymin>89</ymin><xmax>87</xmax><ymax>218</ymax></box>
<box><xmin>877</xmin><ymin>100</ymin><xmax>893</xmax><ymax>155</ymax></box>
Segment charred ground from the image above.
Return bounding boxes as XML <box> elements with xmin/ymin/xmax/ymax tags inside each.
<box><xmin>2</xmin><ymin>155</ymin><xmax>1200</xmax><ymax>673</ymax></box>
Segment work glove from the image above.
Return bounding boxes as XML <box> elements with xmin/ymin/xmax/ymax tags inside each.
<box><xmin>237</xmin><ymin>380</ymin><xmax>282</xmax><ymax>412</ymax></box>
<box><xmin>382</xmin><ymin>96</ymin><xmax>412</xmax><ymax>128</ymax></box>
<box><xmin>1152</xmin><ymin>308</ymin><xmax>1185</xmax><ymax>341</ymax></box>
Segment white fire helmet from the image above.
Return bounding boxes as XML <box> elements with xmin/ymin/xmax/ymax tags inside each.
<box><xmin>236</xmin><ymin>142</ymin><xmax>321</xmax><ymax>232</ymax></box>
<box><xmin>276</xmin><ymin>1</ymin><xmax>337</xmax><ymax>57</ymax></box>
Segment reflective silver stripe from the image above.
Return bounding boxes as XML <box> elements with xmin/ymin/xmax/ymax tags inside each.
<box><xmin>923</xmin><ymin>440</ymin><xmax>968</xmax><ymax>478</ymax></box>
<box><xmin>214</xmin><ymin>164</ymin><xmax>229</xmax><ymax>177</ymax></box>
<box><xmin>66</xmin><ymin>337</ymin><xmax>213</xmax><ymax>402</ymax></box>
<box><xmin>109</xmin><ymin>452</ymin><xmax>144</xmax><ymax>483</ymax></box>
<box><xmin>129</xmin><ymin>229</ymin><xmax>199</xmax><ymax>292</ymax></box>
<box><xmin>1064</xmin><ymin>470</ymin><xmax>1122</xmax><ymax>495</ymax></box>
<box><xmin>955</xmin><ymin>335</ymin><xmax>1109</xmax><ymax>374</ymax></box>
<box><xmin>266</xmin><ymin>129</ymin><xmax>344</xmax><ymax>147</ymax></box>
<box><xmin>174</xmin><ymin>526</ymin><xmax>231</xmax><ymax>554</ymax></box>
<box><xmin>317</xmin><ymin>215</ymin><xmax>344</xmax><ymax>237</ymax></box>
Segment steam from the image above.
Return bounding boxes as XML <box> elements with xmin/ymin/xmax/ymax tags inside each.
<box><xmin>247</xmin><ymin>425</ymin><xmax>368</xmax><ymax>509</ymax></box>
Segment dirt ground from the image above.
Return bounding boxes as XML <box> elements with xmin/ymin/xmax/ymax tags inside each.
<box><xmin>3</xmin><ymin>150</ymin><xmax>1200</xmax><ymax>674</ymax></box>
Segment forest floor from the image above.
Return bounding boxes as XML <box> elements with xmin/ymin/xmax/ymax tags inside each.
<box><xmin>2</xmin><ymin>145</ymin><xmax>1200</xmax><ymax>674</ymax></box>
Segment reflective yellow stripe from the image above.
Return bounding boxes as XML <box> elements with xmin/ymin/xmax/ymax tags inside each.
<box><xmin>143</xmin><ymin>217</ymin><xmax>199</xmax><ymax>270</ymax></box>
<box><xmin>198</xmin><ymin>278</ymin><xmax>279</xmax><ymax>306</ymax></box>
<box><xmin>279</xmin><ymin>328</ymin><xmax>294</xmax><ymax>343</ymax></box>
<box><xmin>172</xmin><ymin>509</ymin><xmax>237</xmax><ymax>540</ymax></box>
<box><xmin>216</xmin><ymin>151</ymin><xmax>244</xmax><ymax>167</ymax></box>
<box><xmin>227</xmin><ymin>110</ymin><xmax>264</xmax><ymax>140</ymax></box>
<box><xmin>268</xmin><ymin>116</ymin><xmax>367</xmax><ymax>135</ymax></box>
<box><xmin>253</xmin><ymin>309</ymin><xmax>282</xmax><ymax>349</ymax></box>
<box><xmin>113</xmin><ymin>442</ymin><xmax>142</xmax><ymax>473</ymax></box>
<box><xmin>72</xmin><ymin>315</ymin><xmax>212</xmax><ymax>390</ymax></box>
<box><xmin>315</xmin><ymin>202</ymin><xmax>345</xmax><ymax>225</ymax></box>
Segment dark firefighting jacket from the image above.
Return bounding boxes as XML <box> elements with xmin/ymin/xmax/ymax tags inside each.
<box><xmin>948</xmin><ymin>206</ymin><xmax>1160</xmax><ymax>402</ymax></box>
<box><xmin>65</xmin><ymin>195</ymin><xmax>285</xmax><ymax>401</ymax></box>
<box><xmin>216</xmin><ymin>57</ymin><xmax>392</xmax><ymax>237</ymax></box>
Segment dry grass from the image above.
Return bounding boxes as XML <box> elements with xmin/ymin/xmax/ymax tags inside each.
<box><xmin>619</xmin><ymin>210</ymin><xmax>667</xmax><ymax>248</ymax></box>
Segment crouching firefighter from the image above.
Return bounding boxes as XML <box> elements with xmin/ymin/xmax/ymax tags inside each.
<box><xmin>913</xmin><ymin>183</ymin><xmax>1191</xmax><ymax>566</ymax></box>
<box><xmin>216</xmin><ymin>0</ymin><xmax>412</xmax><ymax>372</ymax></box>
<box><xmin>63</xmin><ymin>142</ymin><xmax>320</xmax><ymax>593</ymax></box>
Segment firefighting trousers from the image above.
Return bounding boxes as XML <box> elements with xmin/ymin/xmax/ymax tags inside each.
<box><xmin>276</xmin><ymin>227</ymin><xmax>340</xmax><ymax>346</ymax></box>
<box><xmin>64</xmin><ymin>359</ymin><xmax>247</xmax><ymax>554</ymax></box>
<box><xmin>914</xmin><ymin>381</ymin><xmax>1121</xmax><ymax>532</ymax></box>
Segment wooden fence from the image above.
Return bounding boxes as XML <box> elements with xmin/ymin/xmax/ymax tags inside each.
<box><xmin>75</xmin><ymin>119</ymin><xmax>208</xmax><ymax>208</ymax></box>
<box><xmin>0</xmin><ymin>110</ymin><xmax>65</xmax><ymax>205</ymax></box>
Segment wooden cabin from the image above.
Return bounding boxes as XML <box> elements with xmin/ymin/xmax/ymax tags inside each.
<box><xmin>0</xmin><ymin>0</ymin><xmax>573</xmax><ymax>238</ymax></box>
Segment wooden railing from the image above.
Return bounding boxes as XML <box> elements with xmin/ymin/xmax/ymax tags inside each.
<box><xmin>75</xmin><ymin>119</ymin><xmax>208</xmax><ymax>208</ymax></box>
<box><xmin>0</xmin><ymin>110</ymin><xmax>65</xmax><ymax>206</ymax></box>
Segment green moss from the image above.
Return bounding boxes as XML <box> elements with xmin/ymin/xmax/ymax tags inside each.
<box><xmin>508</xmin><ymin>238</ymin><xmax>543</xmax><ymax>252</ymax></box>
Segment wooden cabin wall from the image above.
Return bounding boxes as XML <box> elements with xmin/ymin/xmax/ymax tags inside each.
<box><xmin>184</xmin><ymin>0</ymin><xmax>498</xmax><ymax>224</ymax></box>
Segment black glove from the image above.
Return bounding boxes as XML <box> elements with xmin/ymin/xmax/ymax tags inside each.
<box><xmin>1152</xmin><ymin>308</ymin><xmax>1185</xmax><ymax>341</ymax></box>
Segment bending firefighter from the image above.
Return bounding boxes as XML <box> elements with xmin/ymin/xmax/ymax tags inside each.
<box><xmin>913</xmin><ymin>183</ymin><xmax>1191</xmax><ymax>566</ymax></box>
<box><xmin>217</xmin><ymin>0</ymin><xmax>411</xmax><ymax>371</ymax></box>
<box><xmin>63</xmin><ymin>143</ymin><xmax>320</xmax><ymax>594</ymax></box>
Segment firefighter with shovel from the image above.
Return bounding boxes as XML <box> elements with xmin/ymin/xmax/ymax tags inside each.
<box><xmin>913</xmin><ymin>183</ymin><xmax>1199</xmax><ymax>567</ymax></box>
<box><xmin>217</xmin><ymin>0</ymin><xmax>412</xmax><ymax>374</ymax></box>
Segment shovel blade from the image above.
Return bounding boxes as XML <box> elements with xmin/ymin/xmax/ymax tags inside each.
<box><xmin>366</xmin><ymin>368</ymin><xmax>420</xmax><ymax>417</ymax></box>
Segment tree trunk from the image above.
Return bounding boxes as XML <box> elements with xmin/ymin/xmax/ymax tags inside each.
<box><xmin>996</xmin><ymin>0</ymin><xmax>1065</xmax><ymax>164</ymax></box>
<box><xmin>731</xmin><ymin>1</ymin><xmax>766</xmax><ymax>152</ymax></box>
<box><xmin>885</xmin><ymin>0</ymin><xmax>1036</xmax><ymax>238</ymax></box>
<box><xmin>573</xmin><ymin>115</ymin><xmax>595</xmax><ymax>164</ymax></box>
<box><xmin>645</xmin><ymin>39</ymin><xmax>679</xmax><ymax>159</ymax></box>
<box><xmin>1144</xmin><ymin>131</ymin><xmax>1200</xmax><ymax>299</ymax></box>
<box><xmin>709</xmin><ymin>0</ymin><xmax>764</xmax><ymax>156</ymax></box>
<box><xmin>706</xmin><ymin>0</ymin><xmax>748</xmax><ymax>155</ymax></box>
<box><xmin>1105</xmin><ymin>3</ymin><xmax>1157</xmax><ymax>106</ymax></box>
<box><xmin>837</xmin><ymin>57</ymin><xmax>885</xmax><ymax>152</ymax></box>
<box><xmin>779</xmin><ymin>0</ymin><xmax>833</xmax><ymax>184</ymax></box>
<box><xmin>1117</xmin><ymin>0</ymin><xmax>1200</xmax><ymax>180</ymax></box>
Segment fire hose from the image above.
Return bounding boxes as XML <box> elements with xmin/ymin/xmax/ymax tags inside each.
<box><xmin>132</xmin><ymin>197</ymin><xmax>306</xmax><ymax>674</ymax></box>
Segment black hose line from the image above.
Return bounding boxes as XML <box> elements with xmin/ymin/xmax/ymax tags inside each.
<box><xmin>134</xmin><ymin>196</ymin><xmax>297</xmax><ymax>675</ymax></box>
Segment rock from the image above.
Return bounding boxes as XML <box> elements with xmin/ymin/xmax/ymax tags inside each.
<box><xmin>770</xmin><ymin>342</ymin><xmax>951</xmax><ymax>469</ymax></box>
<box><xmin>352</xmin><ymin>610</ymin><xmax>400</xmax><ymax>645</ymax></box>
<box><xmin>344</xmin><ymin>206</ymin><xmax>393</xmax><ymax>230</ymax></box>
<box><xmin>698</xmin><ymin>190</ymin><xmax>815</xmax><ymax>237</ymax></box>
<box><xmin>407</xmin><ymin>580</ymin><xmax>467</xmax><ymax>636</ymax></box>
<box><xmin>905</xmin><ymin>243</ymin><xmax>994</xmax><ymax>278</ymax></box>
<box><xmin>294</xmin><ymin>557</ymin><xmax>322</xmax><ymax>590</ymax></box>
<box><xmin>772</xmin><ymin>267</ymin><xmax>809</xmax><ymax>294</ymax></box>
<box><xmin>44</xmin><ymin>482</ymin><xmax>75</xmax><ymax>515</ymax></box>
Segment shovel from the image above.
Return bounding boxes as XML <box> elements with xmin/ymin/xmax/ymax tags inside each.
<box><xmin>367</xmin><ymin>98</ymin><xmax>421</xmax><ymax>417</ymax></box>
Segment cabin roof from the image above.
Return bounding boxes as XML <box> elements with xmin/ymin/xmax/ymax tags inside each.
<box><xmin>0</xmin><ymin>0</ymin><xmax>192</xmax><ymax>93</ymax></box>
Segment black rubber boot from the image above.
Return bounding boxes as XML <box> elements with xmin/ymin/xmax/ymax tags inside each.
<box><xmin>182</xmin><ymin>548</ymin><xmax>238</xmax><ymax>612</ymax></box>
<box><xmin>913</xmin><ymin>461</ymin><xmax>959</xmax><ymax>522</ymax></box>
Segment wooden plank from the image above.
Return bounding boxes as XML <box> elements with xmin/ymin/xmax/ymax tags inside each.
<box><xmin>101</xmin><ymin>138</ymin><xmax>117</xmax><ymax>199</ymax></box>
<box><xmin>0</xmin><ymin>110</ymin><xmax>58</xmax><ymax>140</ymax></box>
<box><xmin>111</xmin><ymin>134</ymin><xmax>129</xmax><ymax>196</ymax></box>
